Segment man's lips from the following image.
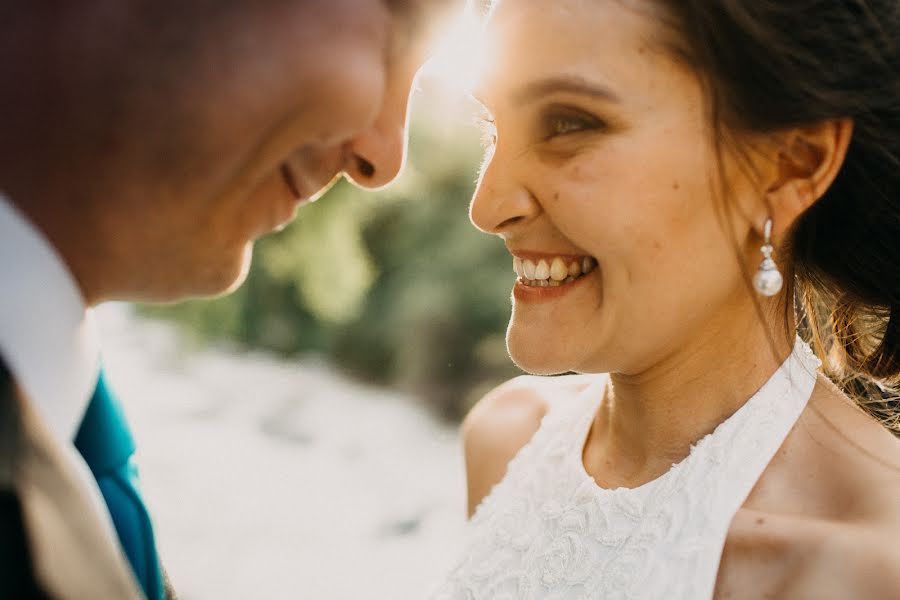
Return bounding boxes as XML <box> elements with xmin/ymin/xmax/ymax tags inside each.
<box><xmin>280</xmin><ymin>163</ymin><xmax>304</xmax><ymax>201</ymax></box>
<box><xmin>280</xmin><ymin>154</ymin><xmax>346</xmax><ymax>204</ymax></box>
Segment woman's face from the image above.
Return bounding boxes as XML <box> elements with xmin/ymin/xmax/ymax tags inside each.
<box><xmin>471</xmin><ymin>0</ymin><xmax>762</xmax><ymax>375</ymax></box>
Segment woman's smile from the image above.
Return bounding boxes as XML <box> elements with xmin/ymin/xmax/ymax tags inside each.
<box><xmin>510</xmin><ymin>251</ymin><xmax>598</xmax><ymax>302</ymax></box>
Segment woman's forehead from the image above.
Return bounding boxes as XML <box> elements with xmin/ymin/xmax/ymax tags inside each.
<box><xmin>479</xmin><ymin>0</ymin><xmax>673</xmax><ymax>101</ymax></box>
<box><xmin>486</xmin><ymin>0</ymin><xmax>662</xmax><ymax>55</ymax></box>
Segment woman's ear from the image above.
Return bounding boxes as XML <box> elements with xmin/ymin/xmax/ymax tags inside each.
<box><xmin>763</xmin><ymin>118</ymin><xmax>854</xmax><ymax>238</ymax></box>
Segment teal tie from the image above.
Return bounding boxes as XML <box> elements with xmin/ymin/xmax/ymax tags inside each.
<box><xmin>75</xmin><ymin>370</ymin><xmax>163</xmax><ymax>600</ymax></box>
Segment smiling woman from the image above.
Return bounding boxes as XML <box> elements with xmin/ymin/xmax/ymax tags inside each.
<box><xmin>433</xmin><ymin>0</ymin><xmax>900</xmax><ymax>598</ymax></box>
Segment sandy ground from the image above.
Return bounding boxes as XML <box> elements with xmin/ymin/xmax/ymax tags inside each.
<box><xmin>95</xmin><ymin>303</ymin><xmax>468</xmax><ymax>600</ymax></box>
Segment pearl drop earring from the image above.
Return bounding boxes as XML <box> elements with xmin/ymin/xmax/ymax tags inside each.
<box><xmin>753</xmin><ymin>218</ymin><xmax>783</xmax><ymax>296</ymax></box>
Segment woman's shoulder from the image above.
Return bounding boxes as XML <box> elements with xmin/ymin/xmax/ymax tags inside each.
<box><xmin>461</xmin><ymin>374</ymin><xmax>599</xmax><ymax>516</ymax></box>
<box><xmin>718</xmin><ymin>509</ymin><xmax>900</xmax><ymax>599</ymax></box>
<box><xmin>462</xmin><ymin>374</ymin><xmax>599</xmax><ymax>453</ymax></box>
<box><xmin>754</xmin><ymin>374</ymin><xmax>900</xmax><ymax>515</ymax></box>
<box><xmin>723</xmin><ymin>375</ymin><xmax>900</xmax><ymax>597</ymax></box>
<box><xmin>792</xmin><ymin>375</ymin><xmax>900</xmax><ymax>518</ymax></box>
<box><xmin>797</xmin><ymin>519</ymin><xmax>900</xmax><ymax>599</ymax></box>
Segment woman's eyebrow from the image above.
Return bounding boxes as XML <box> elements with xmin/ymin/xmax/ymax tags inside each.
<box><xmin>512</xmin><ymin>75</ymin><xmax>621</xmax><ymax>105</ymax></box>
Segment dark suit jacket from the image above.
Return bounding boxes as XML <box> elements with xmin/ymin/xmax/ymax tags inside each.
<box><xmin>0</xmin><ymin>359</ymin><xmax>175</xmax><ymax>599</ymax></box>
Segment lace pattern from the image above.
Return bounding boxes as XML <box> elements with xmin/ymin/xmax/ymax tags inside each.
<box><xmin>433</xmin><ymin>339</ymin><xmax>821</xmax><ymax>599</ymax></box>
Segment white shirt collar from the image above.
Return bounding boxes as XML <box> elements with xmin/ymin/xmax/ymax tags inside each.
<box><xmin>0</xmin><ymin>192</ymin><xmax>101</xmax><ymax>441</ymax></box>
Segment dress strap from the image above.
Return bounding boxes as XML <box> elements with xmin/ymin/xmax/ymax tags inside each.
<box><xmin>691</xmin><ymin>336</ymin><xmax>821</xmax><ymax>598</ymax></box>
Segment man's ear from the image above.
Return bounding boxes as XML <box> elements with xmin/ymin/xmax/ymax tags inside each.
<box><xmin>763</xmin><ymin>118</ymin><xmax>854</xmax><ymax>238</ymax></box>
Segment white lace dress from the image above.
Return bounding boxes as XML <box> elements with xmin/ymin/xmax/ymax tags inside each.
<box><xmin>433</xmin><ymin>338</ymin><xmax>821</xmax><ymax>599</ymax></box>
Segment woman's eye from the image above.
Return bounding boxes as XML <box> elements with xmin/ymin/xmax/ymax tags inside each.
<box><xmin>543</xmin><ymin>111</ymin><xmax>603</xmax><ymax>139</ymax></box>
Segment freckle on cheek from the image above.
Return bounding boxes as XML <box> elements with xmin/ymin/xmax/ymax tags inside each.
<box><xmin>672</xmin><ymin>181</ymin><xmax>680</xmax><ymax>190</ymax></box>
<box><xmin>553</xmin><ymin>192</ymin><xmax>560</xmax><ymax>201</ymax></box>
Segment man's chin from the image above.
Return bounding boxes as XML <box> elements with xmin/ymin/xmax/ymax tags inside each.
<box><xmin>216</xmin><ymin>244</ymin><xmax>254</xmax><ymax>297</ymax></box>
<box><xmin>137</xmin><ymin>243</ymin><xmax>254</xmax><ymax>304</ymax></box>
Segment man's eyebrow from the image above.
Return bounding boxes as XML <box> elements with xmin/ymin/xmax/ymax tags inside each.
<box><xmin>512</xmin><ymin>75</ymin><xmax>621</xmax><ymax>105</ymax></box>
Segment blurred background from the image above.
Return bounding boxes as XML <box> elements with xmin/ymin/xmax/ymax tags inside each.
<box><xmin>95</xmin><ymin>12</ymin><xmax>523</xmax><ymax>599</ymax></box>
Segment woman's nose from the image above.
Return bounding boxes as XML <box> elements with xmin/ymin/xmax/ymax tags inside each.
<box><xmin>469</xmin><ymin>158</ymin><xmax>541</xmax><ymax>236</ymax></box>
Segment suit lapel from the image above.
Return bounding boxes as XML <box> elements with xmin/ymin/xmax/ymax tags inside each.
<box><xmin>0</xmin><ymin>358</ymin><xmax>144</xmax><ymax>600</ymax></box>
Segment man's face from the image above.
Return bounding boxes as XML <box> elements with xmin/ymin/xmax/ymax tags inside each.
<box><xmin>6</xmin><ymin>0</ymin><xmax>455</xmax><ymax>301</ymax></box>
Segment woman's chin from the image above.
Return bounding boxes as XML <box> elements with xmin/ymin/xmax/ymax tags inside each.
<box><xmin>507</xmin><ymin>334</ymin><xmax>572</xmax><ymax>376</ymax></box>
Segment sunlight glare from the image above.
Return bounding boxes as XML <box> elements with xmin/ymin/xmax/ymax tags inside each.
<box><xmin>421</xmin><ymin>8</ymin><xmax>487</xmax><ymax>97</ymax></box>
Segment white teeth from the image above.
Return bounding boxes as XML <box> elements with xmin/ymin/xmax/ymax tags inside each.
<box><xmin>550</xmin><ymin>258</ymin><xmax>568</xmax><ymax>281</ymax></box>
<box><xmin>514</xmin><ymin>255</ymin><xmax>598</xmax><ymax>287</ymax></box>
<box><xmin>523</xmin><ymin>259</ymin><xmax>536</xmax><ymax>279</ymax></box>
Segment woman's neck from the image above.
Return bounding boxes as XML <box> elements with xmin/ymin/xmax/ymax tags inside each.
<box><xmin>588</xmin><ymin>312</ymin><xmax>796</xmax><ymax>489</ymax></box>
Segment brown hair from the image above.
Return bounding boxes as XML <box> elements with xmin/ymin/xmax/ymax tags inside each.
<box><xmin>653</xmin><ymin>1</ymin><xmax>900</xmax><ymax>434</ymax></box>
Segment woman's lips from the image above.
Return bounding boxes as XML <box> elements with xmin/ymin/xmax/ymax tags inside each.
<box><xmin>513</xmin><ymin>268</ymin><xmax>597</xmax><ymax>302</ymax></box>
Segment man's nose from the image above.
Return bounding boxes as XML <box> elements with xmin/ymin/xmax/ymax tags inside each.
<box><xmin>344</xmin><ymin>77</ymin><xmax>412</xmax><ymax>189</ymax></box>
<box><xmin>344</xmin><ymin>123</ymin><xmax>406</xmax><ymax>189</ymax></box>
<box><xmin>469</xmin><ymin>156</ymin><xmax>541</xmax><ymax>236</ymax></box>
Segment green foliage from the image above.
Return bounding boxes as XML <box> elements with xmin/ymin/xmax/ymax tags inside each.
<box><xmin>141</xmin><ymin>94</ymin><xmax>522</xmax><ymax>421</ymax></box>
<box><xmin>259</xmin><ymin>183</ymin><xmax>376</xmax><ymax>326</ymax></box>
